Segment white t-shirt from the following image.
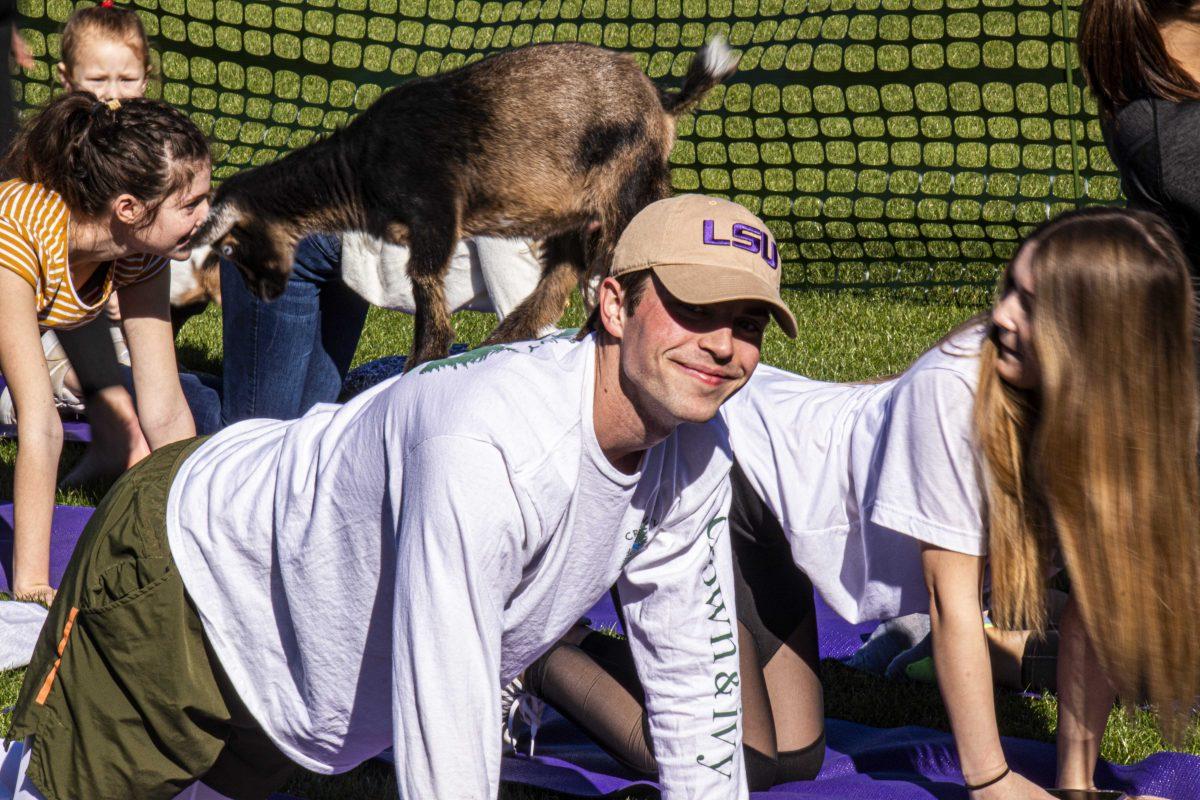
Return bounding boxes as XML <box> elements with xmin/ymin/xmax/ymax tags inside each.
<box><xmin>721</xmin><ymin>328</ymin><xmax>985</xmax><ymax>624</ymax></box>
<box><xmin>166</xmin><ymin>333</ymin><xmax>748</xmax><ymax>800</ymax></box>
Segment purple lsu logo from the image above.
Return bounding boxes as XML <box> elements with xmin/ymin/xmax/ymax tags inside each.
<box><xmin>702</xmin><ymin>220</ymin><xmax>779</xmax><ymax>269</ymax></box>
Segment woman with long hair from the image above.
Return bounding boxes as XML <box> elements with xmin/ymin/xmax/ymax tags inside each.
<box><xmin>514</xmin><ymin>207</ymin><xmax>1200</xmax><ymax>798</ymax></box>
<box><xmin>0</xmin><ymin>93</ymin><xmax>213</xmax><ymax>603</ymax></box>
<box><xmin>1079</xmin><ymin>0</ymin><xmax>1200</xmax><ymax>272</ymax></box>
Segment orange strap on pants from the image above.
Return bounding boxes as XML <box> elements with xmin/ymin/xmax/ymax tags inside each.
<box><xmin>35</xmin><ymin>607</ymin><xmax>79</xmax><ymax>705</ymax></box>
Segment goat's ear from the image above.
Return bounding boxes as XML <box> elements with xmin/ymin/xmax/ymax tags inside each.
<box><xmin>192</xmin><ymin>202</ymin><xmax>241</xmax><ymax>247</ymax></box>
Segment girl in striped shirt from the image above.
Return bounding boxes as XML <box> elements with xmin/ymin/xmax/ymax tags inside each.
<box><xmin>0</xmin><ymin>92</ymin><xmax>211</xmax><ymax>603</ymax></box>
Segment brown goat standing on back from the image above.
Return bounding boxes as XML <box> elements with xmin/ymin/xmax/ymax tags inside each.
<box><xmin>194</xmin><ymin>38</ymin><xmax>739</xmax><ymax>369</ymax></box>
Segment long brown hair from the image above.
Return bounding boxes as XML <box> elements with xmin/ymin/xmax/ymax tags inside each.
<box><xmin>3</xmin><ymin>92</ymin><xmax>209</xmax><ymax>224</ymax></box>
<box><xmin>975</xmin><ymin>207</ymin><xmax>1200</xmax><ymax>730</ymax></box>
<box><xmin>1079</xmin><ymin>0</ymin><xmax>1200</xmax><ymax>117</ymax></box>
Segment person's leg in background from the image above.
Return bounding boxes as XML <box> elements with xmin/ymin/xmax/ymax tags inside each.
<box><xmin>221</xmin><ymin>234</ymin><xmax>369</xmax><ymax>424</ymax></box>
<box><xmin>305</xmin><ymin>235</ymin><xmax>370</xmax><ymax>409</ymax></box>
<box><xmin>54</xmin><ymin>317</ymin><xmax>150</xmax><ymax>487</ymax></box>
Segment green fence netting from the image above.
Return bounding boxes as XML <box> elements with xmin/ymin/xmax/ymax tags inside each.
<box><xmin>11</xmin><ymin>0</ymin><xmax>1117</xmax><ymax>301</ymax></box>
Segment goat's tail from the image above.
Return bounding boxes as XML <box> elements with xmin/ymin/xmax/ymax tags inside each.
<box><xmin>659</xmin><ymin>36</ymin><xmax>740</xmax><ymax>116</ymax></box>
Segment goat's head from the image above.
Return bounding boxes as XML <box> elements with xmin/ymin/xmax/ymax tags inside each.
<box><xmin>192</xmin><ymin>199</ymin><xmax>298</xmax><ymax>301</ymax></box>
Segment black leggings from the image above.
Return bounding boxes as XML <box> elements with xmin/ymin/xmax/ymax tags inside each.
<box><xmin>525</xmin><ymin>461</ymin><xmax>826</xmax><ymax>790</ymax></box>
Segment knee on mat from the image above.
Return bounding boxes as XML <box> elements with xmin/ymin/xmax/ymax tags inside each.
<box><xmin>776</xmin><ymin>731</ymin><xmax>826</xmax><ymax>783</ymax></box>
<box><xmin>744</xmin><ymin>746</ymin><xmax>779</xmax><ymax>792</ymax></box>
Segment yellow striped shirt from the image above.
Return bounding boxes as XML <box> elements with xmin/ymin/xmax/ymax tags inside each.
<box><xmin>0</xmin><ymin>179</ymin><xmax>168</xmax><ymax>330</ymax></box>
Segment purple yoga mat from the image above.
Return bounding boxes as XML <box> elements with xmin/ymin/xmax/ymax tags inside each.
<box><xmin>499</xmin><ymin>713</ymin><xmax>1200</xmax><ymax>798</ymax></box>
<box><xmin>0</xmin><ymin>503</ymin><xmax>93</xmax><ymax>593</ymax></box>
<box><xmin>0</xmin><ymin>421</ymin><xmax>92</xmax><ymax>443</ymax></box>
<box><xmin>518</xmin><ymin>595</ymin><xmax>1200</xmax><ymax>799</ymax></box>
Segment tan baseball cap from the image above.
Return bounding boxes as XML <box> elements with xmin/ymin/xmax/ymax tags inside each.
<box><xmin>611</xmin><ymin>194</ymin><xmax>797</xmax><ymax>338</ymax></box>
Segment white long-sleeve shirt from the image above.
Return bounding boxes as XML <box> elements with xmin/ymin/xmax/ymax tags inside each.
<box><xmin>165</xmin><ymin>332</ymin><xmax>747</xmax><ymax>800</ymax></box>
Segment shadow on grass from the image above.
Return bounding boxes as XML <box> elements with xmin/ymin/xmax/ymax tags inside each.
<box><xmin>0</xmin><ymin>441</ymin><xmax>108</xmax><ymax>506</ymax></box>
<box><xmin>822</xmin><ymin>660</ymin><xmax>1056</xmax><ymax>744</ymax></box>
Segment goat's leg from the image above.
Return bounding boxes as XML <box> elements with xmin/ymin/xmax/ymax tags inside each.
<box><xmin>585</xmin><ymin>159</ymin><xmax>672</xmax><ymax>309</ymax></box>
<box><xmin>482</xmin><ymin>232</ymin><xmax>586</xmax><ymax>345</ymax></box>
<box><xmin>401</xmin><ymin>223</ymin><xmax>459</xmax><ymax>371</ymax></box>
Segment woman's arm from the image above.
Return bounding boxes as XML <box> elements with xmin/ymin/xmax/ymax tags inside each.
<box><xmin>923</xmin><ymin>545</ymin><xmax>1054</xmax><ymax>800</ymax></box>
<box><xmin>0</xmin><ymin>269</ymin><xmax>63</xmax><ymax>600</ymax></box>
<box><xmin>118</xmin><ymin>267</ymin><xmax>195</xmax><ymax>447</ymax></box>
<box><xmin>1055</xmin><ymin>594</ymin><xmax>1115</xmax><ymax>790</ymax></box>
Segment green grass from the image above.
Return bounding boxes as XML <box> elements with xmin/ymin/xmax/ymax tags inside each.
<box><xmin>3</xmin><ymin>289</ymin><xmax>1197</xmax><ymax>799</ymax></box>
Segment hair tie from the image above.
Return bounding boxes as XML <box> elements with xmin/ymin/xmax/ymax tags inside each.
<box><xmin>964</xmin><ymin>766</ymin><xmax>1011</xmax><ymax>792</ymax></box>
<box><xmin>91</xmin><ymin>97</ymin><xmax>121</xmax><ymax>120</ymax></box>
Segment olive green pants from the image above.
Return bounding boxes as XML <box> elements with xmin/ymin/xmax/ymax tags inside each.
<box><xmin>7</xmin><ymin>438</ymin><xmax>294</xmax><ymax>800</ymax></box>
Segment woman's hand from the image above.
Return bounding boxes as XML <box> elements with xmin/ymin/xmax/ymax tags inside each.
<box><xmin>922</xmin><ymin>546</ymin><xmax>1010</xmax><ymax>789</ymax></box>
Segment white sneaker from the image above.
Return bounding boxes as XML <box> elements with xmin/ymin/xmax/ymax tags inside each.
<box><xmin>501</xmin><ymin>677</ymin><xmax>545</xmax><ymax>758</ymax></box>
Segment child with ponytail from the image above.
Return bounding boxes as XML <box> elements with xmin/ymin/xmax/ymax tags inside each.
<box><xmin>0</xmin><ymin>92</ymin><xmax>212</xmax><ymax>603</ymax></box>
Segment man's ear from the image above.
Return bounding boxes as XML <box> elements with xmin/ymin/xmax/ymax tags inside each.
<box><xmin>56</xmin><ymin>62</ymin><xmax>71</xmax><ymax>91</ymax></box>
<box><xmin>112</xmin><ymin>193</ymin><xmax>147</xmax><ymax>227</ymax></box>
<box><xmin>597</xmin><ymin>275</ymin><xmax>628</xmax><ymax>340</ymax></box>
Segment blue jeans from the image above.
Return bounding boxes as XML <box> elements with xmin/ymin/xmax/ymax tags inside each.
<box><xmin>220</xmin><ymin>234</ymin><xmax>370</xmax><ymax>424</ymax></box>
<box><xmin>116</xmin><ymin>367</ymin><xmax>222</xmax><ymax>436</ymax></box>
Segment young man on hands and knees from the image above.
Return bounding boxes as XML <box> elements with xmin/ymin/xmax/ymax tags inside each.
<box><xmin>3</xmin><ymin>195</ymin><xmax>796</xmax><ymax>800</ymax></box>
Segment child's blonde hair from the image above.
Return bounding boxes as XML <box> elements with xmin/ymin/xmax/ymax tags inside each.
<box><xmin>60</xmin><ymin>2</ymin><xmax>151</xmax><ymax>77</ymax></box>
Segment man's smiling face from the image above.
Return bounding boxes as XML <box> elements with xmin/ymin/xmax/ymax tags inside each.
<box><xmin>618</xmin><ymin>273</ymin><xmax>769</xmax><ymax>431</ymax></box>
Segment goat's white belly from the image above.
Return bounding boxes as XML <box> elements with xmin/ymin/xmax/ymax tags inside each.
<box><xmin>169</xmin><ymin>245</ymin><xmax>213</xmax><ymax>307</ymax></box>
<box><xmin>340</xmin><ymin>233</ymin><xmax>542</xmax><ymax>320</ymax></box>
